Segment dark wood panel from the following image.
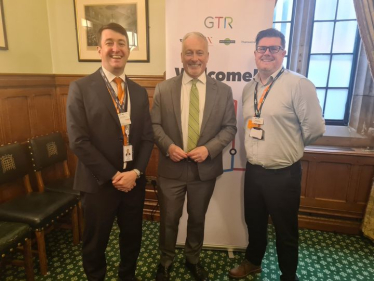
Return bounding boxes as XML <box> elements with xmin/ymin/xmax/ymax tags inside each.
<box><xmin>313</xmin><ymin>162</ymin><xmax>351</xmax><ymax>201</ymax></box>
<box><xmin>0</xmin><ymin>100</ymin><xmax>4</xmax><ymax>144</ymax></box>
<box><xmin>299</xmin><ymin>149</ymin><xmax>374</xmax><ymax>233</ymax></box>
<box><xmin>356</xmin><ymin>165</ymin><xmax>374</xmax><ymax>203</ymax></box>
<box><xmin>57</xmin><ymin>92</ymin><xmax>68</xmax><ymax>135</ymax></box>
<box><xmin>2</xmin><ymin>96</ymin><xmax>32</xmax><ymax>143</ymax></box>
<box><xmin>32</xmin><ymin>93</ymin><xmax>57</xmax><ymax>136</ymax></box>
<box><xmin>0</xmin><ymin>74</ymin><xmax>55</xmax><ymax>88</ymax></box>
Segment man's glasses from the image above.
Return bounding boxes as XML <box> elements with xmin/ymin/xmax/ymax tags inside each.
<box><xmin>256</xmin><ymin>46</ymin><xmax>284</xmax><ymax>54</ymax></box>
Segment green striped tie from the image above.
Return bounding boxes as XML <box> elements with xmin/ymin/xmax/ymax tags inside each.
<box><xmin>187</xmin><ymin>79</ymin><xmax>200</xmax><ymax>152</ymax></box>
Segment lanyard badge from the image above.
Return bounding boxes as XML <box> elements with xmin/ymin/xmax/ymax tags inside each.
<box><xmin>100</xmin><ymin>68</ymin><xmax>133</xmax><ymax>167</ymax></box>
<box><xmin>249</xmin><ymin>127</ymin><xmax>264</xmax><ymax>140</ymax></box>
<box><xmin>250</xmin><ymin>68</ymin><xmax>284</xmax><ymax>140</ymax></box>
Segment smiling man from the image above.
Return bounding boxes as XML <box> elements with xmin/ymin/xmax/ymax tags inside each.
<box><xmin>151</xmin><ymin>32</ymin><xmax>237</xmax><ymax>281</ymax></box>
<box><xmin>66</xmin><ymin>23</ymin><xmax>153</xmax><ymax>281</ymax></box>
<box><xmin>229</xmin><ymin>28</ymin><xmax>325</xmax><ymax>281</ymax></box>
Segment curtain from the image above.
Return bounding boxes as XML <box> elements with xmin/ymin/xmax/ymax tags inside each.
<box><xmin>354</xmin><ymin>0</ymin><xmax>374</xmax><ymax>241</ymax></box>
<box><xmin>362</xmin><ymin>181</ymin><xmax>374</xmax><ymax>241</ymax></box>
<box><xmin>353</xmin><ymin>0</ymin><xmax>374</xmax><ymax>78</ymax></box>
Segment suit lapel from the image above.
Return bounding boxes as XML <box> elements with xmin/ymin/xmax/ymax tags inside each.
<box><xmin>90</xmin><ymin>69</ymin><xmax>120</xmax><ymax>127</ymax></box>
<box><xmin>172</xmin><ymin>76</ymin><xmax>183</xmax><ymax>138</ymax></box>
<box><xmin>201</xmin><ymin>76</ymin><xmax>217</xmax><ymax>134</ymax></box>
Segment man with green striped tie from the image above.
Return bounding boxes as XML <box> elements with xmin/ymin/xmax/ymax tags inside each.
<box><xmin>151</xmin><ymin>32</ymin><xmax>237</xmax><ymax>281</ymax></box>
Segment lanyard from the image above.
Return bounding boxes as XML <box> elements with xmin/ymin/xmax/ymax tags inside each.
<box><xmin>99</xmin><ymin>68</ymin><xmax>128</xmax><ymax>113</ymax></box>
<box><xmin>254</xmin><ymin>67</ymin><xmax>284</xmax><ymax>117</ymax></box>
<box><xmin>99</xmin><ymin>68</ymin><xmax>130</xmax><ymax>145</ymax></box>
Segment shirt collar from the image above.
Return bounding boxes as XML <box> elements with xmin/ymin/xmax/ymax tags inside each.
<box><xmin>182</xmin><ymin>71</ymin><xmax>207</xmax><ymax>85</ymax></box>
<box><xmin>253</xmin><ymin>66</ymin><xmax>283</xmax><ymax>86</ymax></box>
<box><xmin>101</xmin><ymin>66</ymin><xmax>126</xmax><ymax>83</ymax></box>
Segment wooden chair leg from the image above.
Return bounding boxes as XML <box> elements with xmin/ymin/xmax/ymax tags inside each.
<box><xmin>71</xmin><ymin>205</ymin><xmax>80</xmax><ymax>245</ymax></box>
<box><xmin>78</xmin><ymin>201</ymin><xmax>84</xmax><ymax>240</ymax></box>
<box><xmin>23</xmin><ymin>238</ymin><xmax>35</xmax><ymax>281</ymax></box>
<box><xmin>35</xmin><ymin>230</ymin><xmax>48</xmax><ymax>275</ymax></box>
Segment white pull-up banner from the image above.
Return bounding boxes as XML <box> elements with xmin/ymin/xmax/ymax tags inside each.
<box><xmin>166</xmin><ymin>0</ymin><xmax>276</xmax><ymax>249</ymax></box>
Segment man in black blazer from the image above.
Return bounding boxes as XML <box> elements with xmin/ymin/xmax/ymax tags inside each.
<box><xmin>66</xmin><ymin>23</ymin><xmax>153</xmax><ymax>281</ymax></box>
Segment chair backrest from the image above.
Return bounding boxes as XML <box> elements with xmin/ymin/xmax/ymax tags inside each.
<box><xmin>28</xmin><ymin>132</ymin><xmax>67</xmax><ymax>171</ymax></box>
<box><xmin>28</xmin><ymin>132</ymin><xmax>70</xmax><ymax>191</ymax></box>
<box><xmin>0</xmin><ymin>143</ymin><xmax>32</xmax><ymax>193</ymax></box>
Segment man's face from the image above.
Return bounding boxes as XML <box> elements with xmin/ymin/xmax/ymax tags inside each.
<box><xmin>97</xmin><ymin>29</ymin><xmax>130</xmax><ymax>75</ymax></box>
<box><xmin>255</xmin><ymin>37</ymin><xmax>286</xmax><ymax>76</ymax></box>
<box><xmin>181</xmin><ymin>35</ymin><xmax>209</xmax><ymax>79</ymax></box>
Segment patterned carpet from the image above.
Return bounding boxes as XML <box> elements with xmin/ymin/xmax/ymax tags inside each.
<box><xmin>1</xmin><ymin>220</ymin><xmax>373</xmax><ymax>281</ymax></box>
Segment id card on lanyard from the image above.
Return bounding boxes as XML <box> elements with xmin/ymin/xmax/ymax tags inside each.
<box><xmin>100</xmin><ymin>68</ymin><xmax>133</xmax><ymax>168</ymax></box>
<box><xmin>248</xmin><ymin>68</ymin><xmax>284</xmax><ymax>140</ymax></box>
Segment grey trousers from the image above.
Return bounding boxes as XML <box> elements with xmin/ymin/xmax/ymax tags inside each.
<box><xmin>158</xmin><ymin>161</ymin><xmax>216</xmax><ymax>267</ymax></box>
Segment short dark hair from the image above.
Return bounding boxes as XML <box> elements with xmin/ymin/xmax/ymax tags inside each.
<box><xmin>97</xmin><ymin>23</ymin><xmax>129</xmax><ymax>47</ymax></box>
<box><xmin>255</xmin><ymin>28</ymin><xmax>285</xmax><ymax>49</ymax></box>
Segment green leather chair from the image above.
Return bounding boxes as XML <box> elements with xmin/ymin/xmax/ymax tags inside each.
<box><xmin>0</xmin><ymin>142</ymin><xmax>79</xmax><ymax>275</ymax></box>
<box><xmin>0</xmin><ymin>221</ymin><xmax>34</xmax><ymax>281</ymax></box>
<box><xmin>28</xmin><ymin>132</ymin><xmax>84</xmax><ymax>238</ymax></box>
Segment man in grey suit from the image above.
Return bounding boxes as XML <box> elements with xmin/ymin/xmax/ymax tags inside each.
<box><xmin>151</xmin><ymin>32</ymin><xmax>237</xmax><ymax>281</ymax></box>
<box><xmin>66</xmin><ymin>23</ymin><xmax>153</xmax><ymax>281</ymax></box>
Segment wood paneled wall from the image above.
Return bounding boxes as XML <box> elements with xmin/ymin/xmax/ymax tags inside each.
<box><xmin>299</xmin><ymin>148</ymin><xmax>374</xmax><ymax>234</ymax></box>
<box><xmin>1</xmin><ymin>73</ymin><xmax>373</xmax><ymax>234</ymax></box>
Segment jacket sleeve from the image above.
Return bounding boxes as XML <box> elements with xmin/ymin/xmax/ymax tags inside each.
<box><xmin>132</xmin><ymin>87</ymin><xmax>154</xmax><ymax>173</ymax></box>
<box><xmin>204</xmin><ymin>86</ymin><xmax>237</xmax><ymax>159</ymax></box>
<box><xmin>66</xmin><ymin>80</ymin><xmax>118</xmax><ymax>185</ymax></box>
<box><xmin>151</xmin><ymin>83</ymin><xmax>175</xmax><ymax>156</ymax></box>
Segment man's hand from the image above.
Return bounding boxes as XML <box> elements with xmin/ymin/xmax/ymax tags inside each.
<box><xmin>168</xmin><ymin>144</ymin><xmax>188</xmax><ymax>162</ymax></box>
<box><xmin>112</xmin><ymin>171</ymin><xmax>137</xmax><ymax>192</ymax></box>
<box><xmin>187</xmin><ymin>146</ymin><xmax>209</xmax><ymax>163</ymax></box>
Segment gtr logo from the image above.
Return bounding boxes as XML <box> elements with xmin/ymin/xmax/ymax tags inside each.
<box><xmin>204</xmin><ymin>17</ymin><xmax>233</xmax><ymax>29</ymax></box>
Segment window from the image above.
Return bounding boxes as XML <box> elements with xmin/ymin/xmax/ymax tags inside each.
<box><xmin>273</xmin><ymin>0</ymin><xmax>360</xmax><ymax>126</ymax></box>
<box><xmin>273</xmin><ymin>0</ymin><xmax>295</xmax><ymax>68</ymax></box>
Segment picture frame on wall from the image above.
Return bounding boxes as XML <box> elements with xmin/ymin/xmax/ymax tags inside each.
<box><xmin>0</xmin><ymin>0</ymin><xmax>8</xmax><ymax>50</ymax></box>
<box><xmin>74</xmin><ymin>0</ymin><xmax>149</xmax><ymax>62</ymax></box>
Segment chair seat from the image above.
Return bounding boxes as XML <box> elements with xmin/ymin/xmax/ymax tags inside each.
<box><xmin>0</xmin><ymin>192</ymin><xmax>78</xmax><ymax>230</ymax></box>
<box><xmin>0</xmin><ymin>221</ymin><xmax>31</xmax><ymax>254</ymax></box>
<box><xmin>45</xmin><ymin>177</ymin><xmax>80</xmax><ymax>197</ymax></box>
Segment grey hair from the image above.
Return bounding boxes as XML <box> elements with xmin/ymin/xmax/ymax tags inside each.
<box><xmin>181</xmin><ymin>32</ymin><xmax>208</xmax><ymax>46</ymax></box>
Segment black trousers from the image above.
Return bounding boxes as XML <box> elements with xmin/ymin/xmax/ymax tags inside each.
<box><xmin>81</xmin><ymin>177</ymin><xmax>146</xmax><ymax>281</ymax></box>
<box><xmin>244</xmin><ymin>161</ymin><xmax>301</xmax><ymax>281</ymax></box>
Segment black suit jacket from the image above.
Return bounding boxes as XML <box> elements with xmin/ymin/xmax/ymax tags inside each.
<box><xmin>66</xmin><ymin>68</ymin><xmax>153</xmax><ymax>193</ymax></box>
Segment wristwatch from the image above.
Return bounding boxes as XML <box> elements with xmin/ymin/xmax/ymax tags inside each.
<box><xmin>132</xmin><ymin>169</ymin><xmax>141</xmax><ymax>179</ymax></box>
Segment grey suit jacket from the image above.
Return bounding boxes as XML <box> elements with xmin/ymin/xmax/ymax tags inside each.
<box><xmin>66</xmin><ymin>69</ymin><xmax>154</xmax><ymax>193</ymax></box>
<box><xmin>151</xmin><ymin>74</ymin><xmax>237</xmax><ymax>181</ymax></box>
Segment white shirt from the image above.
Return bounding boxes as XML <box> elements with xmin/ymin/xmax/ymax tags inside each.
<box><xmin>181</xmin><ymin>72</ymin><xmax>206</xmax><ymax>152</ymax></box>
<box><xmin>101</xmin><ymin>66</ymin><xmax>131</xmax><ymax>116</ymax></box>
<box><xmin>242</xmin><ymin>67</ymin><xmax>325</xmax><ymax>169</ymax></box>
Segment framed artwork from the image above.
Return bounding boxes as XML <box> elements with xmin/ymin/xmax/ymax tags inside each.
<box><xmin>74</xmin><ymin>0</ymin><xmax>149</xmax><ymax>62</ymax></box>
<box><xmin>0</xmin><ymin>0</ymin><xmax>8</xmax><ymax>50</ymax></box>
